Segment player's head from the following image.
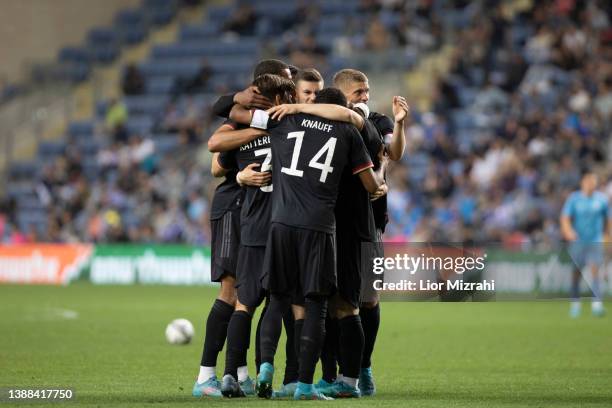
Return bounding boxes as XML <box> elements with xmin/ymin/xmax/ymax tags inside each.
<box><xmin>295</xmin><ymin>68</ymin><xmax>324</xmax><ymax>104</ymax></box>
<box><xmin>333</xmin><ymin>68</ymin><xmax>369</xmax><ymax>105</ymax></box>
<box><xmin>581</xmin><ymin>170</ymin><xmax>598</xmax><ymax>195</ymax></box>
<box><xmin>252</xmin><ymin>74</ymin><xmax>295</xmax><ymax>105</ymax></box>
<box><xmin>314</xmin><ymin>87</ymin><xmax>347</xmax><ymax>107</ymax></box>
<box><xmin>253</xmin><ymin>59</ymin><xmax>292</xmax><ymax>80</ymax></box>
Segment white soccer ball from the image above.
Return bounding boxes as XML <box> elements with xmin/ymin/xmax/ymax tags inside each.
<box><xmin>165</xmin><ymin>318</ymin><xmax>194</xmax><ymax>345</ymax></box>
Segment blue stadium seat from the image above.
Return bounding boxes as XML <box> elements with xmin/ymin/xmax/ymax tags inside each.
<box><xmin>38</xmin><ymin>141</ymin><xmax>67</xmax><ymax>159</ymax></box>
<box><xmin>68</xmin><ymin>121</ymin><xmax>95</xmax><ymax>137</ymax></box>
<box><xmin>87</xmin><ymin>28</ymin><xmax>118</xmax><ymax>46</ymax></box>
<box><xmin>179</xmin><ymin>24</ymin><xmax>220</xmax><ymax>41</ymax></box>
<box><xmin>152</xmin><ymin>134</ymin><xmax>181</xmax><ymax>154</ymax></box>
<box><xmin>146</xmin><ymin>76</ymin><xmax>176</xmax><ymax>94</ymax></box>
<box><xmin>206</xmin><ymin>5</ymin><xmax>234</xmax><ymax>22</ymax></box>
<box><xmin>58</xmin><ymin>47</ymin><xmax>91</xmax><ymax>64</ymax></box>
<box><xmin>253</xmin><ymin>3</ymin><xmax>296</xmax><ymax>19</ymax></box>
<box><xmin>151</xmin><ymin>39</ymin><xmax>259</xmax><ymax>59</ymax></box>
<box><xmin>124</xmin><ymin>95</ymin><xmax>169</xmax><ymax>115</ymax></box>
<box><xmin>126</xmin><ymin>116</ymin><xmax>154</xmax><ymax>135</ymax></box>
<box><xmin>9</xmin><ymin>161</ymin><xmax>38</xmax><ymax>179</ymax></box>
<box><xmin>318</xmin><ymin>0</ymin><xmax>359</xmax><ymax>14</ymax></box>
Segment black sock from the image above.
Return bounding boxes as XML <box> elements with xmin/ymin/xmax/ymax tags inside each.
<box><xmin>360</xmin><ymin>304</ymin><xmax>380</xmax><ymax>368</ymax></box>
<box><xmin>224</xmin><ymin>311</ymin><xmax>252</xmax><ymax>380</ymax></box>
<box><xmin>320</xmin><ymin>316</ymin><xmax>338</xmax><ymax>383</ymax></box>
<box><xmin>338</xmin><ymin>315</ymin><xmax>364</xmax><ymax>380</ymax></box>
<box><xmin>282</xmin><ymin>308</ymin><xmax>299</xmax><ymax>385</ymax></box>
<box><xmin>260</xmin><ymin>294</ymin><xmax>291</xmax><ymax>366</ymax></box>
<box><xmin>200</xmin><ymin>299</ymin><xmax>234</xmax><ymax>367</ymax></box>
<box><xmin>298</xmin><ymin>297</ymin><xmax>327</xmax><ymax>384</ymax></box>
<box><xmin>255</xmin><ymin>302</ymin><xmax>268</xmax><ymax>374</ymax></box>
<box><xmin>294</xmin><ymin>318</ymin><xmax>304</xmax><ymax>357</ymax></box>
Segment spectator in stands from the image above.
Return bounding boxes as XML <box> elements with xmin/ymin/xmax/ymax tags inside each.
<box><xmin>222</xmin><ymin>2</ymin><xmax>257</xmax><ymax>36</ymax></box>
<box><xmin>105</xmin><ymin>98</ymin><xmax>129</xmax><ymax>143</ymax></box>
<box><xmin>173</xmin><ymin>59</ymin><xmax>213</xmax><ymax>96</ymax></box>
<box><xmin>122</xmin><ymin>64</ymin><xmax>146</xmax><ymax>95</ymax></box>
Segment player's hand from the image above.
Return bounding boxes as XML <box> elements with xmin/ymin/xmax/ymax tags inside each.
<box><xmin>236</xmin><ymin>163</ymin><xmax>272</xmax><ymax>187</ymax></box>
<box><xmin>378</xmin><ymin>145</ymin><xmax>389</xmax><ymax>169</ymax></box>
<box><xmin>565</xmin><ymin>229</ymin><xmax>578</xmax><ymax>242</ymax></box>
<box><xmin>234</xmin><ymin>86</ymin><xmax>273</xmax><ymax>110</ymax></box>
<box><xmin>267</xmin><ymin>104</ymin><xmax>299</xmax><ymax>120</ymax></box>
<box><xmin>392</xmin><ymin>96</ymin><xmax>409</xmax><ymax>123</ymax></box>
<box><xmin>371</xmin><ymin>183</ymin><xmax>388</xmax><ymax>201</ymax></box>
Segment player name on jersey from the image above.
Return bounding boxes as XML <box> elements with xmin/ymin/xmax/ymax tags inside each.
<box><xmin>301</xmin><ymin>118</ymin><xmax>333</xmax><ymax>133</ymax></box>
<box><xmin>239</xmin><ymin>135</ymin><xmax>271</xmax><ymax>151</ymax></box>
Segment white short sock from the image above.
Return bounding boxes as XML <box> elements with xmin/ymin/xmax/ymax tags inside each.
<box><xmin>198</xmin><ymin>366</ymin><xmax>216</xmax><ymax>383</ymax></box>
<box><xmin>237</xmin><ymin>366</ymin><xmax>249</xmax><ymax>382</ymax></box>
<box><xmin>592</xmin><ymin>300</ymin><xmax>603</xmax><ymax>310</ymax></box>
<box><xmin>342</xmin><ymin>377</ymin><xmax>358</xmax><ymax>388</ymax></box>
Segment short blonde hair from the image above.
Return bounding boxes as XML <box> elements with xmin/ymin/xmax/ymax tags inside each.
<box><xmin>332</xmin><ymin>69</ymin><xmax>368</xmax><ymax>89</ymax></box>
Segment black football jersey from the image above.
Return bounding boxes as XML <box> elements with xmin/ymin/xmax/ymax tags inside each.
<box><xmin>218</xmin><ymin>121</ymin><xmax>272</xmax><ymax>246</ymax></box>
<box><xmin>369</xmin><ymin>111</ymin><xmax>394</xmax><ymax>232</ymax></box>
<box><xmin>336</xmin><ymin>118</ymin><xmax>382</xmax><ymax>241</ymax></box>
<box><xmin>209</xmin><ymin>120</ymin><xmax>244</xmax><ymax>220</ymax></box>
<box><xmin>263</xmin><ymin>113</ymin><xmax>373</xmax><ymax>234</ymax></box>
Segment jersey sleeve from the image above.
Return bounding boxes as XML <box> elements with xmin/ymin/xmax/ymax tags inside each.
<box><xmin>370</xmin><ymin>112</ymin><xmax>394</xmax><ymax>142</ymax></box>
<box><xmin>348</xmin><ymin>127</ymin><xmax>374</xmax><ymax>175</ymax></box>
<box><xmin>561</xmin><ymin>194</ymin><xmax>575</xmax><ymax>218</ymax></box>
<box><xmin>222</xmin><ymin>119</ymin><xmax>238</xmax><ymax>129</ymax></box>
<box><xmin>361</xmin><ymin>119</ymin><xmax>383</xmax><ymax>164</ymax></box>
<box><xmin>217</xmin><ymin>150</ymin><xmax>237</xmax><ymax>170</ymax></box>
<box><xmin>212</xmin><ymin>94</ymin><xmax>236</xmax><ymax>118</ymax></box>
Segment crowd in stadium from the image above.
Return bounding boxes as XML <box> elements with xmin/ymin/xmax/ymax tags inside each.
<box><xmin>1</xmin><ymin>0</ymin><xmax>610</xmax><ymax>248</ymax></box>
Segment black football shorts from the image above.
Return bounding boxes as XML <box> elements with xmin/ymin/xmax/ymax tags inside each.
<box><xmin>210</xmin><ymin>208</ymin><xmax>241</xmax><ymax>282</ymax></box>
<box><xmin>235</xmin><ymin>244</ymin><xmax>267</xmax><ymax>308</ymax></box>
<box><xmin>262</xmin><ymin>222</ymin><xmax>336</xmax><ymax>304</ymax></box>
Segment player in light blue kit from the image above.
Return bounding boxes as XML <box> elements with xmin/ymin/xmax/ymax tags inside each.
<box><xmin>560</xmin><ymin>171</ymin><xmax>611</xmax><ymax>318</ymax></box>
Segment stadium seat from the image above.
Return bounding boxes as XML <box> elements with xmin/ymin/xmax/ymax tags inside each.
<box><xmin>124</xmin><ymin>95</ymin><xmax>169</xmax><ymax>116</ymax></box>
<box><xmin>68</xmin><ymin>121</ymin><xmax>95</xmax><ymax>137</ymax></box>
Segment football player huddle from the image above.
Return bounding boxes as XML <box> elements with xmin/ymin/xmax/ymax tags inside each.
<box><xmin>193</xmin><ymin>59</ymin><xmax>409</xmax><ymax>401</ymax></box>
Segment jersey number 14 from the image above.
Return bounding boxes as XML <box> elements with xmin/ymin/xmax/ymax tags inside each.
<box><xmin>281</xmin><ymin>131</ymin><xmax>337</xmax><ymax>183</ymax></box>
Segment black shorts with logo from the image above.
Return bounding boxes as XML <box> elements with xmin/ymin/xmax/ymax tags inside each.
<box><xmin>235</xmin><ymin>244</ymin><xmax>267</xmax><ymax>308</ymax></box>
<box><xmin>262</xmin><ymin>222</ymin><xmax>336</xmax><ymax>305</ymax></box>
<box><xmin>210</xmin><ymin>208</ymin><xmax>241</xmax><ymax>282</ymax></box>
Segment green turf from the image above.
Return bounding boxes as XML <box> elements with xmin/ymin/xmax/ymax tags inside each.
<box><xmin>0</xmin><ymin>284</ymin><xmax>611</xmax><ymax>407</ymax></box>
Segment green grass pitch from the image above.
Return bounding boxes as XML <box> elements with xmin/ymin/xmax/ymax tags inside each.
<box><xmin>1</xmin><ymin>284</ymin><xmax>611</xmax><ymax>407</ymax></box>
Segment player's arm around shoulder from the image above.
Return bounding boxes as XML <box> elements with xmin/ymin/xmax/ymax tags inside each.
<box><xmin>268</xmin><ymin>103</ymin><xmax>365</xmax><ymax>129</ymax></box>
<box><xmin>208</xmin><ymin>119</ymin><xmax>266</xmax><ymax>153</ymax></box>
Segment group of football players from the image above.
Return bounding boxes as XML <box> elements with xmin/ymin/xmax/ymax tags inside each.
<box><xmin>192</xmin><ymin>59</ymin><xmax>409</xmax><ymax>400</ymax></box>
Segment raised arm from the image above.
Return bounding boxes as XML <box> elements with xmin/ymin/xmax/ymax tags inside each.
<box><xmin>212</xmin><ymin>86</ymin><xmax>273</xmax><ymax>118</ymax></box>
<box><xmin>267</xmin><ymin>104</ymin><xmax>365</xmax><ymax>130</ymax></box>
<box><xmin>388</xmin><ymin>96</ymin><xmax>409</xmax><ymax>161</ymax></box>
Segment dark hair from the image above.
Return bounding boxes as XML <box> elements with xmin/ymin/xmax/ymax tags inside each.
<box><xmin>288</xmin><ymin>65</ymin><xmax>299</xmax><ymax>78</ymax></box>
<box><xmin>252</xmin><ymin>74</ymin><xmax>295</xmax><ymax>104</ymax></box>
<box><xmin>253</xmin><ymin>59</ymin><xmax>290</xmax><ymax>80</ymax></box>
<box><xmin>314</xmin><ymin>87</ymin><xmax>347</xmax><ymax>106</ymax></box>
<box><xmin>295</xmin><ymin>68</ymin><xmax>323</xmax><ymax>84</ymax></box>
